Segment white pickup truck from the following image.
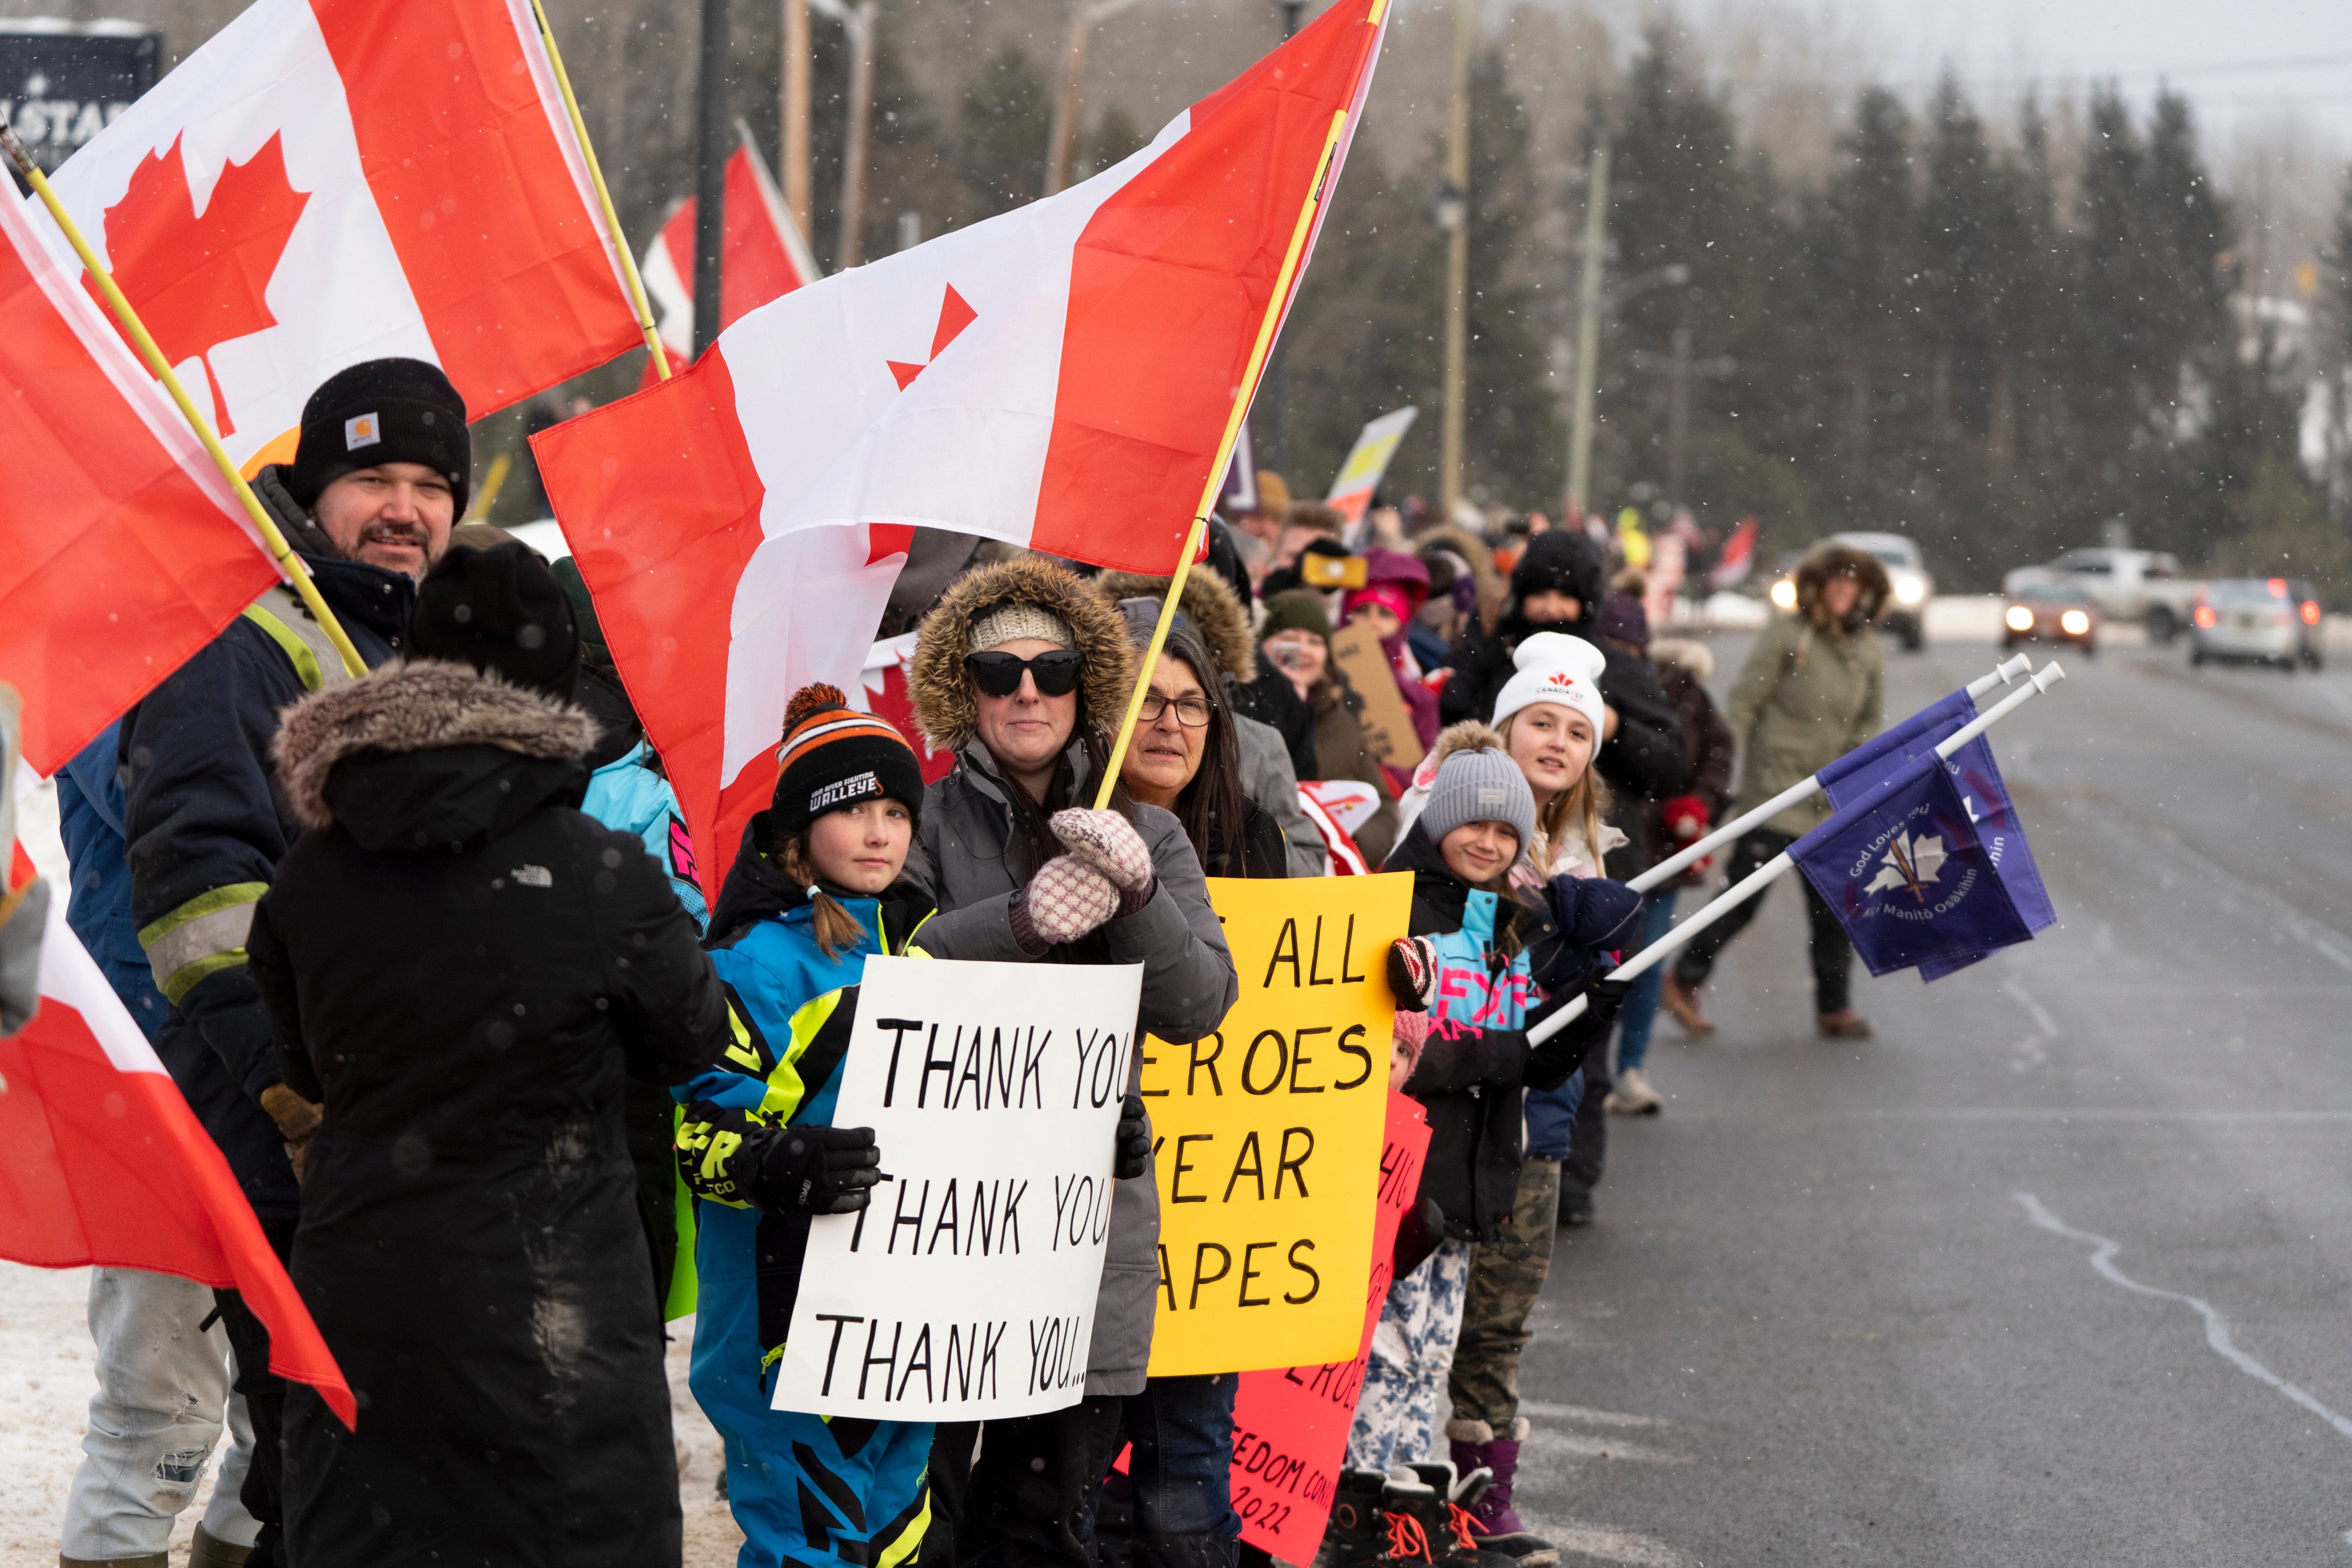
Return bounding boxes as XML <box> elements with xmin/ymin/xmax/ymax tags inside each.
<box><xmin>2000</xmin><ymin>547</ymin><xmax>2203</xmax><ymax>643</ymax></box>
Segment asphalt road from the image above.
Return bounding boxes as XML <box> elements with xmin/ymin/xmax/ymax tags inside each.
<box><xmin>1508</xmin><ymin>631</ymin><xmax>2352</xmax><ymax>1567</ymax></box>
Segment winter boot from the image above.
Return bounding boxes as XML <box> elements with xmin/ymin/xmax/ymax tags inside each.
<box><xmin>1313</xmin><ymin>1469</ymin><xmax>1406</xmax><ymax>1568</ymax></box>
<box><xmin>1381</xmin><ymin>1467</ymin><xmax>1516</xmax><ymax>1568</ymax></box>
<box><xmin>1446</xmin><ymin>1421</ymin><xmax>1555</xmax><ymax>1566</ymax></box>
<box><xmin>1816</xmin><ymin>1008</ymin><xmax>1874</xmax><ymax>1039</ymax></box>
<box><xmin>188</xmin><ymin>1526</ymin><xmax>256</xmax><ymax>1568</ymax></box>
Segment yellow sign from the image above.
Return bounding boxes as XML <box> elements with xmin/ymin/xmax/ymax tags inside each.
<box><xmin>1141</xmin><ymin>872</ymin><xmax>1415</xmax><ymax>1375</ymax></box>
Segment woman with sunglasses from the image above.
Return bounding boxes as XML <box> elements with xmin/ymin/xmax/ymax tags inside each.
<box><xmin>903</xmin><ymin>556</ymin><xmax>1238</xmax><ymax>1568</ymax></box>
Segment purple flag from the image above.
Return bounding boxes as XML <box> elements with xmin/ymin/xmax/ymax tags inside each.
<box><xmin>1817</xmin><ymin>688</ymin><xmax>1975</xmax><ymax>810</ymax></box>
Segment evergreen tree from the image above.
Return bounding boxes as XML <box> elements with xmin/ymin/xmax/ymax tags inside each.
<box><xmin>955</xmin><ymin>46</ymin><xmax>1053</xmax><ymax>223</ymax></box>
<box><xmin>1459</xmin><ymin>46</ymin><xmax>1563</xmax><ymax>507</ymax></box>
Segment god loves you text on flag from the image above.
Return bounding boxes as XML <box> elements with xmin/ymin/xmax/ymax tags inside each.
<box><xmin>1141</xmin><ymin>872</ymin><xmax>1414</xmax><ymax>1376</ymax></box>
<box><xmin>774</xmin><ymin>955</ymin><xmax>1144</xmax><ymax>1420</ymax></box>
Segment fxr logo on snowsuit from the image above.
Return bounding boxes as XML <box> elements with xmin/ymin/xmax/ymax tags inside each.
<box><xmin>1423</xmin><ymin>888</ymin><xmax>1531</xmax><ymax>1042</ymax></box>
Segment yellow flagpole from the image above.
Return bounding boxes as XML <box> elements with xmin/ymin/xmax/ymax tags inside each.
<box><xmin>1094</xmin><ymin>109</ymin><xmax>1350</xmax><ymax>810</ymax></box>
<box><xmin>3</xmin><ymin>125</ymin><xmax>368</xmax><ymax>678</ymax></box>
<box><xmin>527</xmin><ymin>0</ymin><xmax>673</xmax><ymax>380</ymax></box>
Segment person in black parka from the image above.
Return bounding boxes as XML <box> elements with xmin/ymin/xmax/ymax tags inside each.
<box><xmin>247</xmin><ymin>543</ymin><xmax>733</xmax><ymax>1568</ymax></box>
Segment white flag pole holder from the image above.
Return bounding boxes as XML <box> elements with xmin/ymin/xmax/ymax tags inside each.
<box><xmin>1629</xmin><ymin>652</ymin><xmax>2032</xmax><ymax>895</ymax></box>
<box><xmin>1528</xmin><ymin>661</ymin><xmax>2067</xmax><ymax>1047</ymax></box>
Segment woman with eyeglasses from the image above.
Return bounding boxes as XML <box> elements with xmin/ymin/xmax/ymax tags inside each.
<box><xmin>1109</xmin><ymin>603</ymin><xmax>1288</xmax><ymax>881</ymax></box>
<box><xmin>901</xmin><ymin>557</ymin><xmax>1238</xmax><ymax>1568</ymax></box>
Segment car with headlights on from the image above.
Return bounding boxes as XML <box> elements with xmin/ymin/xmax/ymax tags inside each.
<box><xmin>2190</xmin><ymin>578</ymin><xmax>2324</xmax><ymax>670</ymax></box>
<box><xmin>2002</xmin><ymin>581</ymin><xmax>2100</xmax><ymax>654</ymax></box>
<box><xmin>1765</xmin><ymin>532</ymin><xmax>1934</xmax><ymax>650</ymax></box>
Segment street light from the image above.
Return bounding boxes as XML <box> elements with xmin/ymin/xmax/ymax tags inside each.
<box><xmin>807</xmin><ymin>0</ymin><xmax>879</xmax><ymax>268</ymax></box>
<box><xmin>1043</xmin><ymin>0</ymin><xmax>1150</xmax><ymax>196</ymax></box>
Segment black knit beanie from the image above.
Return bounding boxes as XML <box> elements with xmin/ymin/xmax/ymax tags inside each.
<box><xmin>766</xmin><ymin>684</ymin><xmax>926</xmax><ymax>842</ymax></box>
<box><xmin>410</xmin><ymin>541</ymin><xmax>581</xmax><ymax>698</ymax></box>
<box><xmin>288</xmin><ymin>357</ymin><xmax>470</xmax><ymax>516</ymax></box>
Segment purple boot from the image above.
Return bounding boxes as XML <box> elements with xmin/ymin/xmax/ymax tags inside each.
<box><xmin>1447</xmin><ymin>1419</ymin><xmax>1556</xmax><ymax>1567</ymax></box>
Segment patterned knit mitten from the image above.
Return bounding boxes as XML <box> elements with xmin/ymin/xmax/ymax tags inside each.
<box><xmin>1010</xmin><ymin>854</ymin><xmax>1120</xmax><ymax>952</ymax></box>
<box><xmin>1051</xmin><ymin>807</ymin><xmax>1155</xmax><ymax>913</ymax></box>
<box><xmin>1387</xmin><ymin>936</ymin><xmax>1440</xmax><ymax>1013</ymax></box>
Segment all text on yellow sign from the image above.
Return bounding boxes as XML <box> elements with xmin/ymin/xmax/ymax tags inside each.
<box><xmin>1141</xmin><ymin>872</ymin><xmax>1414</xmax><ymax>1375</ymax></box>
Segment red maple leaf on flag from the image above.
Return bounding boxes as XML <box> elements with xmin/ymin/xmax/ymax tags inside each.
<box><xmin>87</xmin><ymin>133</ymin><xmax>310</xmax><ymax>438</ymax></box>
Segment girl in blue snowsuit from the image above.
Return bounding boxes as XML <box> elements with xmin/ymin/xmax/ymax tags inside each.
<box><xmin>673</xmin><ymin>686</ymin><xmax>936</xmax><ymax>1568</ymax></box>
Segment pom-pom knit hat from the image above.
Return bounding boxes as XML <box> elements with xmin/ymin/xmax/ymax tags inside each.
<box><xmin>769</xmin><ymin>683</ymin><xmax>926</xmax><ymax>841</ymax></box>
<box><xmin>1491</xmin><ymin>631</ymin><xmax>1609</xmax><ymax>747</ymax></box>
<box><xmin>1417</xmin><ymin>741</ymin><xmax>1537</xmax><ymax>860</ymax></box>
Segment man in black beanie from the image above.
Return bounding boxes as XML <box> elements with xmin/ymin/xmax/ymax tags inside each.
<box><xmin>253</xmin><ymin>356</ymin><xmax>471</xmax><ymax>580</ymax></box>
<box><xmin>104</xmin><ymin>356</ymin><xmax>467</xmax><ymax>1567</ymax></box>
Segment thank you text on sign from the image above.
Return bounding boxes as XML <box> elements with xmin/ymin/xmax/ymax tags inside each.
<box><xmin>774</xmin><ymin>955</ymin><xmax>1144</xmax><ymax>1419</ymax></box>
<box><xmin>1141</xmin><ymin>872</ymin><xmax>1414</xmax><ymax>1376</ymax></box>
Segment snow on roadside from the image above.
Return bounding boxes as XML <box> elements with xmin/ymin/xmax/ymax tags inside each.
<box><xmin>0</xmin><ymin>1263</ymin><xmax>742</xmax><ymax>1566</ymax></box>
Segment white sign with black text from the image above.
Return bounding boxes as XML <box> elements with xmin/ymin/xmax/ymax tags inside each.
<box><xmin>773</xmin><ymin>954</ymin><xmax>1145</xmax><ymax>1419</ymax></box>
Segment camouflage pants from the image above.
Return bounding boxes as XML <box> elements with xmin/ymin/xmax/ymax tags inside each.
<box><xmin>1446</xmin><ymin>1159</ymin><xmax>1560</xmax><ymax>1436</ymax></box>
<box><xmin>1345</xmin><ymin>1238</ymin><xmax>1472</xmax><ymax>1474</ymax></box>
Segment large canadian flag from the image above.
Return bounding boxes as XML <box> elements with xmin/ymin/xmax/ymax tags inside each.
<box><xmin>639</xmin><ymin>132</ymin><xmax>823</xmax><ymax>370</ymax></box>
<box><xmin>26</xmin><ymin>0</ymin><xmax>642</xmax><ymax>472</ymax></box>
<box><xmin>0</xmin><ymin>163</ymin><xmax>279</xmax><ymax>779</ymax></box>
<box><xmin>1</xmin><ymin>846</ymin><xmax>356</xmax><ymax>1426</ymax></box>
<box><xmin>535</xmin><ymin>0</ymin><xmax>1391</xmax><ymax>891</ymax></box>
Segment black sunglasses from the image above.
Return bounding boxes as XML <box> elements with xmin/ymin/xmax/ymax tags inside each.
<box><xmin>965</xmin><ymin>649</ymin><xmax>1084</xmax><ymax>698</ymax></box>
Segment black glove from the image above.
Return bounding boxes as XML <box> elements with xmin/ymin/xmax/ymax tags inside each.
<box><xmin>1529</xmin><ymin>977</ymin><xmax>1632</xmax><ymax>1088</ymax></box>
<box><xmin>753</xmin><ymin>1124</ymin><xmax>885</xmax><ymax>1215</ymax></box>
<box><xmin>1387</xmin><ymin>937</ymin><xmax>1439</xmax><ymax>1013</ymax></box>
<box><xmin>1113</xmin><ymin>1094</ymin><xmax>1151</xmax><ymax>1181</ymax></box>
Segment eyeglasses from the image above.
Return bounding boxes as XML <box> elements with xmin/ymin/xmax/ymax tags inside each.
<box><xmin>1139</xmin><ymin>691</ymin><xmax>1213</xmax><ymax>728</ymax></box>
<box><xmin>966</xmin><ymin>649</ymin><xmax>1084</xmax><ymax>698</ymax></box>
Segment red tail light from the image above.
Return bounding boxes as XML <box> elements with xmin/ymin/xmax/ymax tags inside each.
<box><xmin>2268</xmin><ymin>578</ymin><xmax>2289</xmax><ymax>597</ymax></box>
<box><xmin>2303</xmin><ymin>601</ymin><xmax>2323</xmax><ymax>626</ymax></box>
<box><xmin>2193</xmin><ymin>604</ymin><xmax>2217</xmax><ymax>629</ymax></box>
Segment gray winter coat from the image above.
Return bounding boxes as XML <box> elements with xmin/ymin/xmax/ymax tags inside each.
<box><xmin>1236</xmin><ymin>713</ymin><xmax>1329</xmax><ymax>878</ymax></box>
<box><xmin>906</xmin><ymin>740</ymin><xmax>1238</xmax><ymax>1396</ymax></box>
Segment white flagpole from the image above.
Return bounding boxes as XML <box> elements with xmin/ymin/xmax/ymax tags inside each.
<box><xmin>1529</xmin><ymin>662</ymin><xmax>2066</xmax><ymax>1046</ymax></box>
<box><xmin>1628</xmin><ymin>652</ymin><xmax>2032</xmax><ymax>894</ymax></box>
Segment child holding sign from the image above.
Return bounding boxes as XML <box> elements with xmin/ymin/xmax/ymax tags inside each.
<box><xmin>1335</xmin><ymin>729</ymin><xmax>1629</xmax><ymax>1552</ymax></box>
<box><xmin>671</xmin><ymin>686</ymin><xmax>938</xmax><ymax>1568</ymax></box>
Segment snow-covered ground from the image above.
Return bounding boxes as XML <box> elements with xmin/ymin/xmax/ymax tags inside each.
<box><xmin>0</xmin><ymin>1263</ymin><xmax>744</xmax><ymax>1567</ymax></box>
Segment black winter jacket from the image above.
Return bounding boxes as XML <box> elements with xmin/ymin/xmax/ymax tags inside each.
<box><xmin>1385</xmin><ymin>824</ymin><xmax>1581</xmax><ymax>1242</ymax></box>
<box><xmin>121</xmin><ymin>546</ymin><xmax>413</xmax><ymax>1223</ymax></box>
<box><xmin>248</xmin><ymin>660</ymin><xmax>731</xmax><ymax>1567</ymax></box>
<box><xmin>1443</xmin><ymin>620</ymin><xmax>1689</xmax><ymax>823</ymax></box>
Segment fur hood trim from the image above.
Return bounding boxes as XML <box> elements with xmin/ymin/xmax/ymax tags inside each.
<box><xmin>274</xmin><ymin>660</ymin><xmax>599</xmax><ymax>830</ymax></box>
<box><xmin>1415</xmin><ymin>524</ymin><xmax>1505</xmax><ymax>623</ymax></box>
<box><xmin>1648</xmin><ymin>637</ymin><xmax>1715</xmax><ymax>681</ymax></box>
<box><xmin>1091</xmin><ymin>567</ymin><xmax>1254</xmax><ymax>683</ymax></box>
<box><xmin>1795</xmin><ymin>541</ymin><xmax>1891</xmax><ymax>624</ymax></box>
<box><xmin>908</xmin><ymin>555</ymin><xmax>1137</xmax><ymax>751</ymax></box>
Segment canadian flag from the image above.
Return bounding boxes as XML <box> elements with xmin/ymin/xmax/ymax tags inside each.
<box><xmin>1</xmin><ymin>846</ymin><xmax>356</xmax><ymax>1426</ymax></box>
<box><xmin>639</xmin><ymin>132</ymin><xmax>823</xmax><ymax>371</ymax></box>
<box><xmin>26</xmin><ymin>0</ymin><xmax>642</xmax><ymax>470</ymax></box>
<box><xmin>0</xmin><ymin>166</ymin><xmax>278</xmax><ymax>778</ymax></box>
<box><xmin>534</xmin><ymin>0</ymin><xmax>1391</xmax><ymax>891</ymax></box>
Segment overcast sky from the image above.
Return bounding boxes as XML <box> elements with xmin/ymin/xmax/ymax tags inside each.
<box><xmin>1826</xmin><ymin>0</ymin><xmax>2352</xmax><ymax>147</ymax></box>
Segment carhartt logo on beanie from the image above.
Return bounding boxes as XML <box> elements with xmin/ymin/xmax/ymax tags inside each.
<box><xmin>289</xmin><ymin>357</ymin><xmax>470</xmax><ymax>516</ymax></box>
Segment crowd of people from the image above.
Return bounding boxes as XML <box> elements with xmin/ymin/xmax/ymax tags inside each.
<box><xmin>36</xmin><ymin>356</ymin><xmax>1895</xmax><ymax>1568</ymax></box>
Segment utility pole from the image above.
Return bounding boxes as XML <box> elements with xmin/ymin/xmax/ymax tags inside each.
<box><xmin>1665</xmin><ymin>320</ymin><xmax>1691</xmax><ymax>508</ymax></box>
<box><xmin>833</xmin><ymin>0</ymin><xmax>877</xmax><ymax>268</ymax></box>
<box><xmin>1258</xmin><ymin>0</ymin><xmax>1305</xmax><ymax>476</ymax></box>
<box><xmin>1044</xmin><ymin>0</ymin><xmax>1148</xmax><ymax>198</ymax></box>
<box><xmin>782</xmin><ymin>0</ymin><xmax>811</xmax><ymax>236</ymax></box>
<box><xmin>1438</xmin><ymin>0</ymin><xmax>1473</xmax><ymax>520</ymax></box>
<box><xmin>693</xmin><ymin>0</ymin><xmax>731</xmax><ymax>359</ymax></box>
<box><xmin>1565</xmin><ymin>143</ymin><xmax>1608</xmax><ymax>521</ymax></box>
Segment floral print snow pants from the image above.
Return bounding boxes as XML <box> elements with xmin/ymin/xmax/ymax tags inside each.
<box><xmin>1345</xmin><ymin>1238</ymin><xmax>1472</xmax><ymax>1473</ymax></box>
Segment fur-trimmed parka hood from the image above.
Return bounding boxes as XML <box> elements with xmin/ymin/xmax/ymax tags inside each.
<box><xmin>1091</xmin><ymin>567</ymin><xmax>1254</xmax><ymax>683</ymax></box>
<box><xmin>274</xmin><ymin>660</ymin><xmax>599</xmax><ymax>840</ymax></box>
<box><xmin>1647</xmin><ymin>637</ymin><xmax>1715</xmax><ymax>681</ymax></box>
<box><xmin>1415</xmin><ymin>523</ymin><xmax>1505</xmax><ymax>627</ymax></box>
<box><xmin>908</xmin><ymin>554</ymin><xmax>1137</xmax><ymax>751</ymax></box>
<box><xmin>1795</xmin><ymin>541</ymin><xmax>1891</xmax><ymax>630</ymax></box>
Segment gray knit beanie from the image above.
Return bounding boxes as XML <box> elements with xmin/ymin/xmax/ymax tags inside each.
<box><xmin>1418</xmin><ymin>744</ymin><xmax>1536</xmax><ymax>862</ymax></box>
<box><xmin>968</xmin><ymin>601</ymin><xmax>1075</xmax><ymax>653</ymax></box>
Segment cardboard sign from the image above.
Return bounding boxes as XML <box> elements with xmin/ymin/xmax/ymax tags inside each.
<box><xmin>774</xmin><ymin>955</ymin><xmax>1144</xmax><ymax>1419</ymax></box>
<box><xmin>1232</xmin><ymin>1092</ymin><xmax>1431</xmax><ymax>1558</ymax></box>
<box><xmin>1141</xmin><ymin>874</ymin><xmax>1415</xmax><ymax>1376</ymax></box>
<box><xmin>1324</xmin><ymin>406</ymin><xmax>1419</xmax><ymax>527</ymax></box>
<box><xmin>1328</xmin><ymin>621</ymin><xmax>1425</xmax><ymax>769</ymax></box>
